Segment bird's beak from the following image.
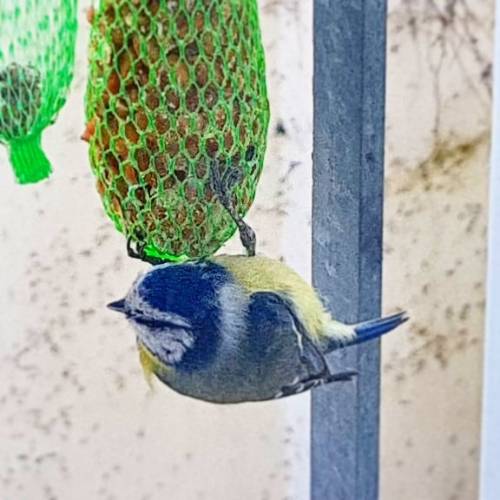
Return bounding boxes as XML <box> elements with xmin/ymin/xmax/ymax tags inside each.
<box><xmin>107</xmin><ymin>298</ymin><xmax>126</xmax><ymax>313</ymax></box>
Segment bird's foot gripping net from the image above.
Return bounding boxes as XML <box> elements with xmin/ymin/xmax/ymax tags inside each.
<box><xmin>209</xmin><ymin>159</ymin><xmax>257</xmax><ymax>257</ymax></box>
<box><xmin>126</xmin><ymin>237</ymin><xmax>167</xmax><ymax>266</ymax></box>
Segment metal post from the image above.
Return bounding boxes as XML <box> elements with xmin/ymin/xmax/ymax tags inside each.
<box><xmin>311</xmin><ymin>1</ymin><xmax>387</xmax><ymax>500</ymax></box>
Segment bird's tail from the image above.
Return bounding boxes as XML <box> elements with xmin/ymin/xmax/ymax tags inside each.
<box><xmin>352</xmin><ymin>311</ymin><xmax>409</xmax><ymax>344</ymax></box>
<box><xmin>325</xmin><ymin>311</ymin><xmax>408</xmax><ymax>353</ymax></box>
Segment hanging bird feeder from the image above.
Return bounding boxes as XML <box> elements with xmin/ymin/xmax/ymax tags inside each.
<box><xmin>0</xmin><ymin>0</ymin><xmax>78</xmax><ymax>184</ymax></box>
<box><xmin>84</xmin><ymin>0</ymin><xmax>270</xmax><ymax>262</ymax></box>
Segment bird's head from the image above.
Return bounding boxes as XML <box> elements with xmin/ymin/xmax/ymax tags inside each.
<box><xmin>108</xmin><ymin>261</ymin><xmax>239</xmax><ymax>372</ymax></box>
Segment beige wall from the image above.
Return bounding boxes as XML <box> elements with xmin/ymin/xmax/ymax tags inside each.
<box><xmin>0</xmin><ymin>1</ymin><xmax>493</xmax><ymax>499</ymax></box>
<box><xmin>381</xmin><ymin>1</ymin><xmax>493</xmax><ymax>499</ymax></box>
<box><xmin>0</xmin><ymin>2</ymin><xmax>312</xmax><ymax>499</ymax></box>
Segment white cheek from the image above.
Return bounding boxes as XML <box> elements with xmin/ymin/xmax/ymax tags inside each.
<box><xmin>161</xmin><ymin>330</ymin><xmax>194</xmax><ymax>363</ymax></box>
<box><xmin>173</xmin><ymin>329</ymin><xmax>195</xmax><ymax>349</ymax></box>
<box><xmin>165</xmin><ymin>342</ymin><xmax>186</xmax><ymax>364</ymax></box>
<box><xmin>132</xmin><ymin>322</ymin><xmax>153</xmax><ymax>339</ymax></box>
<box><xmin>131</xmin><ymin>322</ymin><xmax>193</xmax><ymax>365</ymax></box>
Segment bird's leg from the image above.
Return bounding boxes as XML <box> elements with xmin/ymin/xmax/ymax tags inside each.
<box><xmin>126</xmin><ymin>236</ymin><xmax>165</xmax><ymax>266</ymax></box>
<box><xmin>276</xmin><ymin>369</ymin><xmax>358</xmax><ymax>399</ymax></box>
<box><xmin>299</xmin><ymin>334</ymin><xmax>358</xmax><ymax>385</ymax></box>
<box><xmin>235</xmin><ymin>219</ymin><xmax>256</xmax><ymax>258</ymax></box>
<box><xmin>210</xmin><ymin>160</ymin><xmax>256</xmax><ymax>257</ymax></box>
<box><xmin>288</xmin><ymin>305</ymin><xmax>332</xmax><ymax>378</ymax></box>
<box><xmin>277</xmin><ymin>307</ymin><xmax>358</xmax><ymax>398</ymax></box>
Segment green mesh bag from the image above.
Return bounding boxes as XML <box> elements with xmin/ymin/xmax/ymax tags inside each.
<box><xmin>0</xmin><ymin>1</ymin><xmax>78</xmax><ymax>184</ymax></box>
<box><xmin>85</xmin><ymin>0</ymin><xmax>269</xmax><ymax>261</ymax></box>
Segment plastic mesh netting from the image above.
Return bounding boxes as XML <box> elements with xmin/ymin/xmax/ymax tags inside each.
<box><xmin>85</xmin><ymin>0</ymin><xmax>269</xmax><ymax>261</ymax></box>
<box><xmin>0</xmin><ymin>0</ymin><xmax>78</xmax><ymax>184</ymax></box>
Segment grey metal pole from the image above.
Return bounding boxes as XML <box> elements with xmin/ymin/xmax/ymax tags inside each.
<box><xmin>311</xmin><ymin>1</ymin><xmax>387</xmax><ymax>500</ymax></box>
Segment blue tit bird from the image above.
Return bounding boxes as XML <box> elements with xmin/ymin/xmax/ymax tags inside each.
<box><xmin>108</xmin><ymin>255</ymin><xmax>408</xmax><ymax>404</ymax></box>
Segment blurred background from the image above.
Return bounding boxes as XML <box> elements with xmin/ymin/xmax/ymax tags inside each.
<box><xmin>0</xmin><ymin>1</ymin><xmax>493</xmax><ymax>499</ymax></box>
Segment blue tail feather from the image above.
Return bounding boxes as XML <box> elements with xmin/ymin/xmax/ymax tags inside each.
<box><xmin>352</xmin><ymin>311</ymin><xmax>408</xmax><ymax>345</ymax></box>
<box><xmin>324</xmin><ymin>312</ymin><xmax>408</xmax><ymax>353</ymax></box>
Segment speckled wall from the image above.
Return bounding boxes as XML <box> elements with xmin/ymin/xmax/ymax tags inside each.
<box><xmin>0</xmin><ymin>2</ymin><xmax>312</xmax><ymax>499</ymax></box>
<box><xmin>0</xmin><ymin>1</ymin><xmax>493</xmax><ymax>500</ymax></box>
<box><xmin>381</xmin><ymin>1</ymin><xmax>493</xmax><ymax>499</ymax></box>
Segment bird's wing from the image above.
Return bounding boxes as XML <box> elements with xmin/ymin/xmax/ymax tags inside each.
<box><xmin>248</xmin><ymin>291</ymin><xmax>356</xmax><ymax>400</ymax></box>
<box><xmin>248</xmin><ymin>291</ymin><xmax>328</xmax><ymax>376</ymax></box>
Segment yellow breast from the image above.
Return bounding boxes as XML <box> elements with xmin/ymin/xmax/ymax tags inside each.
<box><xmin>138</xmin><ymin>343</ymin><xmax>171</xmax><ymax>388</ymax></box>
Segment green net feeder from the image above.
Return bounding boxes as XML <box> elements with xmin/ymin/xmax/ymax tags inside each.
<box><xmin>0</xmin><ymin>1</ymin><xmax>78</xmax><ymax>184</ymax></box>
<box><xmin>85</xmin><ymin>0</ymin><xmax>270</xmax><ymax>262</ymax></box>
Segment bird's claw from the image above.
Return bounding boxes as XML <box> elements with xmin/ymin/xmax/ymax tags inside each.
<box><xmin>126</xmin><ymin>236</ymin><xmax>165</xmax><ymax>266</ymax></box>
<box><xmin>276</xmin><ymin>370</ymin><xmax>358</xmax><ymax>398</ymax></box>
<box><xmin>322</xmin><ymin>370</ymin><xmax>358</xmax><ymax>384</ymax></box>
